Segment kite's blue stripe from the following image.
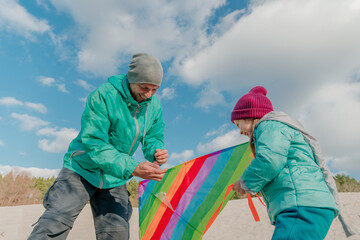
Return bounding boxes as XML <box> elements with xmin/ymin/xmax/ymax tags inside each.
<box><xmin>139</xmin><ymin>180</ymin><xmax>157</xmax><ymax>211</ymax></box>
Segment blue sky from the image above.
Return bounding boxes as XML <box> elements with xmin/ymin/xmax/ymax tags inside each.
<box><xmin>0</xmin><ymin>0</ymin><xmax>359</xmax><ymax>180</ymax></box>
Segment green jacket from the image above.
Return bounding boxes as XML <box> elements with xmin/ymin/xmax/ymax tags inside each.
<box><xmin>241</xmin><ymin>114</ymin><xmax>338</xmax><ymax>224</ymax></box>
<box><xmin>63</xmin><ymin>74</ymin><xmax>165</xmax><ymax>189</ymax></box>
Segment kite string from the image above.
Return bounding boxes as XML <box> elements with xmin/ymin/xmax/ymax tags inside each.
<box><xmin>256</xmin><ymin>193</ymin><xmax>266</xmax><ymax>206</ymax></box>
<box><xmin>247</xmin><ymin>193</ymin><xmax>260</xmax><ymax>222</ymax></box>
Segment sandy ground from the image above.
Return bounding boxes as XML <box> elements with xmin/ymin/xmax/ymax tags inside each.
<box><xmin>0</xmin><ymin>192</ymin><xmax>359</xmax><ymax>240</ymax></box>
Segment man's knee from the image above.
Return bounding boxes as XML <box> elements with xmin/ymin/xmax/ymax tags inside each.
<box><xmin>96</xmin><ymin>229</ymin><xmax>129</xmax><ymax>240</ymax></box>
<box><xmin>28</xmin><ymin>212</ymin><xmax>73</xmax><ymax>240</ymax></box>
<box><xmin>94</xmin><ymin>212</ymin><xmax>130</xmax><ymax>240</ymax></box>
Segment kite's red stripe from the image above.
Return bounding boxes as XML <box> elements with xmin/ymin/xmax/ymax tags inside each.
<box><xmin>150</xmin><ymin>154</ymin><xmax>209</xmax><ymax>239</ymax></box>
<box><xmin>203</xmin><ymin>184</ymin><xmax>233</xmax><ymax>234</ymax></box>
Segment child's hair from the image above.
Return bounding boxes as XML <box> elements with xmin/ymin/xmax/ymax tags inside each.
<box><xmin>231</xmin><ymin>86</ymin><xmax>274</xmax><ymax>157</ymax></box>
<box><xmin>250</xmin><ymin>132</ymin><xmax>256</xmax><ymax>157</ymax></box>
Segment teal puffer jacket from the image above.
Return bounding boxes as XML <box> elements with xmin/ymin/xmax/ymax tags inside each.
<box><xmin>63</xmin><ymin>74</ymin><xmax>165</xmax><ymax>189</ymax></box>
<box><xmin>241</xmin><ymin>120</ymin><xmax>338</xmax><ymax>224</ymax></box>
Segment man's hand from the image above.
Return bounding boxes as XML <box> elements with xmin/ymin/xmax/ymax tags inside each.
<box><xmin>232</xmin><ymin>180</ymin><xmax>246</xmax><ymax>195</ymax></box>
<box><xmin>132</xmin><ymin>161</ymin><xmax>167</xmax><ymax>181</ymax></box>
<box><xmin>154</xmin><ymin>149</ymin><xmax>168</xmax><ymax>165</ymax></box>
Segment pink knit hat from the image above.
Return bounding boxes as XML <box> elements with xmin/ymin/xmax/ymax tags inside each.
<box><xmin>231</xmin><ymin>86</ymin><xmax>273</xmax><ymax>122</ymax></box>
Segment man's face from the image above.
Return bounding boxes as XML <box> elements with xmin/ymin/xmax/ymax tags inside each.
<box><xmin>129</xmin><ymin>83</ymin><xmax>159</xmax><ymax>103</ymax></box>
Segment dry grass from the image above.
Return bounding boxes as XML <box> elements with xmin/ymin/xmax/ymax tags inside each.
<box><xmin>127</xmin><ymin>178</ymin><xmax>139</xmax><ymax>207</ymax></box>
<box><xmin>335</xmin><ymin>174</ymin><xmax>360</xmax><ymax>192</ymax></box>
<box><xmin>0</xmin><ymin>171</ymin><xmax>140</xmax><ymax>207</ymax></box>
<box><xmin>0</xmin><ymin>171</ymin><xmax>358</xmax><ymax>207</ymax></box>
<box><xmin>0</xmin><ymin>171</ymin><xmax>42</xmax><ymax>206</ymax></box>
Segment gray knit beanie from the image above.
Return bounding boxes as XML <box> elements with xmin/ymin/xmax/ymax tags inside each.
<box><xmin>127</xmin><ymin>53</ymin><xmax>163</xmax><ymax>86</ymax></box>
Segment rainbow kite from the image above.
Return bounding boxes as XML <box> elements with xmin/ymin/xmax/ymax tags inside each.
<box><xmin>138</xmin><ymin>142</ymin><xmax>253</xmax><ymax>240</ymax></box>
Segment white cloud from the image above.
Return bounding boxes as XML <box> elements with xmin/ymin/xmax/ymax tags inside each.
<box><xmin>0</xmin><ymin>0</ymin><xmax>50</xmax><ymax>38</ymax></box>
<box><xmin>210</xmin><ymin>9</ymin><xmax>245</xmax><ymax>41</ymax></box>
<box><xmin>19</xmin><ymin>151</ymin><xmax>27</xmax><ymax>156</ymax></box>
<box><xmin>328</xmin><ymin>152</ymin><xmax>360</xmax><ymax>179</ymax></box>
<box><xmin>0</xmin><ymin>97</ymin><xmax>23</xmax><ymax>106</ymax></box>
<box><xmin>37</xmin><ymin>127</ymin><xmax>78</xmax><ymax>153</ymax></box>
<box><xmin>36</xmin><ymin>0</ymin><xmax>50</xmax><ymax>11</ymax></box>
<box><xmin>166</xmin><ymin>0</ymin><xmax>360</xmax><ymax>178</ymax></box>
<box><xmin>75</xmin><ymin>79</ymin><xmax>95</xmax><ymax>91</ymax></box>
<box><xmin>297</xmin><ymin>82</ymin><xmax>360</xmax><ymax>177</ymax></box>
<box><xmin>49</xmin><ymin>0</ymin><xmax>227</xmax><ymax>75</ymax></box>
<box><xmin>298</xmin><ymin>82</ymin><xmax>360</xmax><ymax>153</ymax></box>
<box><xmin>172</xmin><ymin>114</ymin><xmax>183</xmax><ymax>124</ymax></box>
<box><xmin>170</xmin><ymin>150</ymin><xmax>195</xmax><ymax>163</ymax></box>
<box><xmin>11</xmin><ymin>113</ymin><xmax>49</xmax><ymax>131</ymax></box>
<box><xmin>197</xmin><ymin>129</ymin><xmax>248</xmax><ymax>154</ymax></box>
<box><xmin>176</xmin><ymin>0</ymin><xmax>360</xmax><ymax>110</ymax></box>
<box><xmin>56</xmin><ymin>83</ymin><xmax>70</xmax><ymax>94</ymax></box>
<box><xmin>38</xmin><ymin>76</ymin><xmax>70</xmax><ymax>94</ymax></box>
<box><xmin>195</xmin><ymin>84</ymin><xmax>226</xmax><ymax>110</ymax></box>
<box><xmin>0</xmin><ymin>140</ymin><xmax>4</xmax><ymax>147</ymax></box>
<box><xmin>79</xmin><ymin>97</ymin><xmax>87</xmax><ymax>103</ymax></box>
<box><xmin>0</xmin><ymin>97</ymin><xmax>47</xmax><ymax>113</ymax></box>
<box><xmin>38</xmin><ymin>76</ymin><xmax>55</xmax><ymax>86</ymax></box>
<box><xmin>205</xmin><ymin>123</ymin><xmax>231</xmax><ymax>138</ymax></box>
<box><xmin>24</xmin><ymin>102</ymin><xmax>47</xmax><ymax>114</ymax></box>
<box><xmin>163</xmin><ymin>149</ymin><xmax>195</xmax><ymax>169</ymax></box>
<box><xmin>0</xmin><ymin>165</ymin><xmax>59</xmax><ymax>178</ymax></box>
<box><xmin>157</xmin><ymin>87</ymin><xmax>175</xmax><ymax>101</ymax></box>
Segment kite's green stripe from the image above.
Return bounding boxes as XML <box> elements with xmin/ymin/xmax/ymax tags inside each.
<box><xmin>192</xmin><ymin>144</ymin><xmax>252</xmax><ymax>240</ymax></box>
<box><xmin>139</xmin><ymin>165</ymin><xmax>181</xmax><ymax>238</ymax></box>
<box><xmin>182</xmin><ymin>143</ymin><xmax>251</xmax><ymax>240</ymax></box>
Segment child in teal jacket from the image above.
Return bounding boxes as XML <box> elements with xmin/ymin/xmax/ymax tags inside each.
<box><xmin>231</xmin><ymin>86</ymin><xmax>354</xmax><ymax>239</ymax></box>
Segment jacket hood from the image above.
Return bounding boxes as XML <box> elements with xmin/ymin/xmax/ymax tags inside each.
<box><xmin>108</xmin><ymin>74</ymin><xmax>152</xmax><ymax>106</ymax></box>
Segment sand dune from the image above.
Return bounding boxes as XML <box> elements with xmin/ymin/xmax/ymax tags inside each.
<box><xmin>0</xmin><ymin>192</ymin><xmax>359</xmax><ymax>240</ymax></box>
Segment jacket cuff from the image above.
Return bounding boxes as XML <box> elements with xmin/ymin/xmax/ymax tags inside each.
<box><xmin>240</xmin><ymin>177</ymin><xmax>257</xmax><ymax>195</ymax></box>
<box><xmin>147</xmin><ymin>143</ymin><xmax>164</xmax><ymax>162</ymax></box>
<box><xmin>123</xmin><ymin>158</ymin><xmax>140</xmax><ymax>180</ymax></box>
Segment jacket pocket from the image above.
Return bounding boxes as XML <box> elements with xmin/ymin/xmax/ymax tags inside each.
<box><xmin>43</xmin><ymin>168</ymin><xmax>73</xmax><ymax>208</ymax></box>
<box><xmin>109</xmin><ymin>133</ymin><xmax>133</xmax><ymax>154</ymax></box>
<box><xmin>71</xmin><ymin>151</ymin><xmax>99</xmax><ymax>172</ymax></box>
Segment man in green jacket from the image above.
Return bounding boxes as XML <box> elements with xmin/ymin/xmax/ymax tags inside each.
<box><xmin>28</xmin><ymin>53</ymin><xmax>168</xmax><ymax>240</ymax></box>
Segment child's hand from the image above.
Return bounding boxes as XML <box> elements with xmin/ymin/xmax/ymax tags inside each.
<box><xmin>232</xmin><ymin>180</ymin><xmax>246</xmax><ymax>195</ymax></box>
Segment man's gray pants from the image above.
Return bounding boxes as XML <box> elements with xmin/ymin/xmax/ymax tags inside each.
<box><xmin>28</xmin><ymin>168</ymin><xmax>133</xmax><ymax>240</ymax></box>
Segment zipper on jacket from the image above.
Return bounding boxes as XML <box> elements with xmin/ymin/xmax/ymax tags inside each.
<box><xmin>99</xmin><ymin>170</ymin><xmax>103</xmax><ymax>189</ymax></box>
<box><xmin>70</xmin><ymin>150</ymin><xmax>104</xmax><ymax>189</ymax></box>
<box><xmin>70</xmin><ymin>150</ymin><xmax>85</xmax><ymax>157</ymax></box>
<box><xmin>128</xmin><ymin>106</ymin><xmax>140</xmax><ymax>155</ymax></box>
<box><xmin>142</xmin><ymin>104</ymin><xmax>148</xmax><ymax>146</ymax></box>
<box><xmin>260</xmin><ymin>189</ymin><xmax>268</xmax><ymax>203</ymax></box>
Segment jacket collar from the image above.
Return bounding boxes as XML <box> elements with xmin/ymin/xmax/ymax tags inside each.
<box><xmin>108</xmin><ymin>74</ymin><xmax>152</xmax><ymax>107</ymax></box>
<box><xmin>255</xmin><ymin>111</ymin><xmax>305</xmax><ymax>132</ymax></box>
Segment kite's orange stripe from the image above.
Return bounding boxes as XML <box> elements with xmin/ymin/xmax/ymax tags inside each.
<box><xmin>247</xmin><ymin>193</ymin><xmax>260</xmax><ymax>222</ymax></box>
<box><xmin>142</xmin><ymin>160</ymin><xmax>196</xmax><ymax>239</ymax></box>
<box><xmin>203</xmin><ymin>184</ymin><xmax>233</xmax><ymax>234</ymax></box>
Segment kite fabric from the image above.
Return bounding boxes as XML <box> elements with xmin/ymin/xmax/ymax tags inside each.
<box><xmin>138</xmin><ymin>142</ymin><xmax>253</xmax><ymax>240</ymax></box>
